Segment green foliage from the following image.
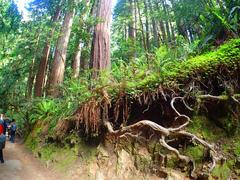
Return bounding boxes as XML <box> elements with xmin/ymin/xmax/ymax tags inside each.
<box><xmin>185</xmin><ymin>146</ymin><xmax>204</xmax><ymax>163</ymax></box>
<box><xmin>233</xmin><ymin>139</ymin><xmax>240</xmax><ymax>157</ymax></box>
<box><xmin>0</xmin><ymin>0</ymin><xmax>240</xmax><ymax>146</ymax></box>
<box><xmin>111</xmin><ymin>38</ymin><xmax>240</xmax><ymax>93</ymax></box>
<box><xmin>211</xmin><ymin>163</ymin><xmax>231</xmax><ymax>179</ymax></box>
<box><xmin>38</xmin><ymin>144</ymin><xmax>77</xmax><ymax>171</ymax></box>
<box><xmin>25</xmin><ymin>133</ymin><xmax>40</xmax><ymax>151</ymax></box>
<box><xmin>29</xmin><ymin>99</ymin><xmax>58</xmax><ymax>123</ymax></box>
<box><xmin>187</xmin><ymin>116</ymin><xmax>219</xmax><ymax>141</ymax></box>
<box><xmin>0</xmin><ymin>0</ymin><xmax>21</xmax><ymax>33</ymax></box>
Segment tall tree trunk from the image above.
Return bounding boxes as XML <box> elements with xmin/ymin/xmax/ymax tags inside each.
<box><xmin>34</xmin><ymin>6</ymin><xmax>61</xmax><ymax>97</ymax></box>
<box><xmin>134</xmin><ymin>0</ymin><xmax>138</xmax><ymax>39</ymax></box>
<box><xmin>128</xmin><ymin>0</ymin><xmax>136</xmax><ymax>40</ymax></box>
<box><xmin>90</xmin><ymin>0</ymin><xmax>112</xmax><ymax>79</ymax></box>
<box><xmin>155</xmin><ymin>1</ymin><xmax>166</xmax><ymax>43</ymax></box>
<box><xmin>128</xmin><ymin>0</ymin><xmax>136</xmax><ymax>60</ymax></box>
<box><xmin>26</xmin><ymin>33</ymin><xmax>40</xmax><ymax>99</ymax></box>
<box><xmin>47</xmin><ymin>9</ymin><xmax>75</xmax><ymax>97</ymax></box>
<box><xmin>72</xmin><ymin>0</ymin><xmax>91</xmax><ymax>78</ymax></box>
<box><xmin>148</xmin><ymin>0</ymin><xmax>159</xmax><ymax>47</ymax></box>
<box><xmin>72</xmin><ymin>42</ymin><xmax>82</xmax><ymax>78</ymax></box>
<box><xmin>162</xmin><ymin>0</ymin><xmax>171</xmax><ymax>43</ymax></box>
<box><xmin>135</xmin><ymin>0</ymin><xmax>150</xmax><ymax>67</ymax></box>
<box><xmin>170</xmin><ymin>21</ymin><xmax>175</xmax><ymax>43</ymax></box>
<box><xmin>135</xmin><ymin>0</ymin><xmax>148</xmax><ymax>55</ymax></box>
<box><xmin>144</xmin><ymin>0</ymin><xmax>150</xmax><ymax>51</ymax></box>
<box><xmin>80</xmin><ymin>48</ymin><xmax>89</xmax><ymax>71</ymax></box>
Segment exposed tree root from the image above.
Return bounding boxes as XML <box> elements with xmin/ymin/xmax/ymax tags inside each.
<box><xmin>105</xmin><ymin>96</ymin><xmax>218</xmax><ymax>177</ymax></box>
<box><xmin>197</xmin><ymin>94</ymin><xmax>240</xmax><ymax>102</ymax></box>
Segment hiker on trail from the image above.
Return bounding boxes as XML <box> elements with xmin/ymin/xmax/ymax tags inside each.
<box><xmin>0</xmin><ymin>117</ymin><xmax>6</xmax><ymax>163</ymax></box>
<box><xmin>3</xmin><ymin>118</ymin><xmax>9</xmax><ymax>135</ymax></box>
<box><xmin>10</xmin><ymin>119</ymin><xmax>17</xmax><ymax>143</ymax></box>
<box><xmin>0</xmin><ymin>114</ymin><xmax>3</xmax><ymax>125</ymax></box>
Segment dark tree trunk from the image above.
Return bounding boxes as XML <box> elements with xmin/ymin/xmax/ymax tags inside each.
<box><xmin>144</xmin><ymin>0</ymin><xmax>150</xmax><ymax>51</ymax></box>
<box><xmin>128</xmin><ymin>0</ymin><xmax>136</xmax><ymax>40</ymax></box>
<box><xmin>148</xmin><ymin>0</ymin><xmax>159</xmax><ymax>47</ymax></box>
<box><xmin>162</xmin><ymin>0</ymin><xmax>171</xmax><ymax>43</ymax></box>
<box><xmin>34</xmin><ymin>7</ymin><xmax>61</xmax><ymax>97</ymax></box>
<box><xmin>155</xmin><ymin>1</ymin><xmax>166</xmax><ymax>43</ymax></box>
<box><xmin>135</xmin><ymin>0</ymin><xmax>147</xmax><ymax>53</ymax></box>
<box><xmin>26</xmin><ymin>33</ymin><xmax>40</xmax><ymax>99</ymax></box>
<box><xmin>128</xmin><ymin>0</ymin><xmax>136</xmax><ymax>60</ymax></box>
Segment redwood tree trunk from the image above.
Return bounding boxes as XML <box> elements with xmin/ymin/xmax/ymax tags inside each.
<box><xmin>128</xmin><ymin>0</ymin><xmax>136</xmax><ymax>40</ymax></box>
<box><xmin>128</xmin><ymin>0</ymin><xmax>136</xmax><ymax>60</ymax></box>
<box><xmin>90</xmin><ymin>0</ymin><xmax>112</xmax><ymax>78</ymax></box>
<box><xmin>135</xmin><ymin>0</ymin><xmax>148</xmax><ymax>61</ymax></box>
<box><xmin>148</xmin><ymin>0</ymin><xmax>159</xmax><ymax>47</ymax></box>
<box><xmin>47</xmin><ymin>9</ymin><xmax>75</xmax><ymax>97</ymax></box>
<box><xmin>72</xmin><ymin>0</ymin><xmax>91</xmax><ymax>78</ymax></box>
<box><xmin>26</xmin><ymin>33</ymin><xmax>40</xmax><ymax>99</ymax></box>
<box><xmin>155</xmin><ymin>1</ymin><xmax>166</xmax><ymax>43</ymax></box>
<box><xmin>72</xmin><ymin>42</ymin><xmax>82</xmax><ymax>78</ymax></box>
<box><xmin>162</xmin><ymin>0</ymin><xmax>171</xmax><ymax>43</ymax></box>
<box><xmin>144</xmin><ymin>0</ymin><xmax>150</xmax><ymax>51</ymax></box>
<box><xmin>34</xmin><ymin>7</ymin><xmax>61</xmax><ymax>97</ymax></box>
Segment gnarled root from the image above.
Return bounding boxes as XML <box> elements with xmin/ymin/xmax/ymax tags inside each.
<box><xmin>104</xmin><ymin>96</ymin><xmax>218</xmax><ymax>177</ymax></box>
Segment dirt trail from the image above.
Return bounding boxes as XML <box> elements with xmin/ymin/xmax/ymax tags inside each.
<box><xmin>0</xmin><ymin>140</ymin><xmax>60</xmax><ymax>180</ymax></box>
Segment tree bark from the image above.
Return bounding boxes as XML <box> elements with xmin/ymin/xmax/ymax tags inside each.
<box><xmin>90</xmin><ymin>0</ymin><xmax>112</xmax><ymax>79</ymax></box>
<box><xmin>72</xmin><ymin>0</ymin><xmax>91</xmax><ymax>78</ymax></box>
<box><xmin>128</xmin><ymin>0</ymin><xmax>136</xmax><ymax>60</ymax></box>
<box><xmin>144</xmin><ymin>0</ymin><xmax>150</xmax><ymax>51</ymax></box>
<box><xmin>162</xmin><ymin>0</ymin><xmax>171</xmax><ymax>43</ymax></box>
<box><xmin>155</xmin><ymin>1</ymin><xmax>166</xmax><ymax>43</ymax></box>
<box><xmin>72</xmin><ymin>42</ymin><xmax>82</xmax><ymax>78</ymax></box>
<box><xmin>47</xmin><ymin>9</ymin><xmax>75</xmax><ymax>97</ymax></box>
<box><xmin>148</xmin><ymin>0</ymin><xmax>159</xmax><ymax>47</ymax></box>
<box><xmin>34</xmin><ymin>7</ymin><xmax>61</xmax><ymax>97</ymax></box>
<box><xmin>26</xmin><ymin>33</ymin><xmax>40</xmax><ymax>99</ymax></box>
<box><xmin>135</xmin><ymin>0</ymin><xmax>148</xmax><ymax>58</ymax></box>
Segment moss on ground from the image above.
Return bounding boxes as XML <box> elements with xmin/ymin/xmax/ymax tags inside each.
<box><xmin>187</xmin><ymin>116</ymin><xmax>223</xmax><ymax>141</ymax></box>
<box><xmin>185</xmin><ymin>115</ymin><xmax>240</xmax><ymax>178</ymax></box>
<box><xmin>125</xmin><ymin>38</ymin><xmax>240</xmax><ymax>91</ymax></box>
<box><xmin>185</xmin><ymin>146</ymin><xmax>204</xmax><ymax>163</ymax></box>
<box><xmin>38</xmin><ymin>144</ymin><xmax>77</xmax><ymax>171</ymax></box>
<box><xmin>211</xmin><ymin>163</ymin><xmax>231</xmax><ymax>179</ymax></box>
<box><xmin>25</xmin><ymin>125</ymin><xmax>98</xmax><ymax>174</ymax></box>
<box><xmin>25</xmin><ymin>134</ymin><xmax>39</xmax><ymax>151</ymax></box>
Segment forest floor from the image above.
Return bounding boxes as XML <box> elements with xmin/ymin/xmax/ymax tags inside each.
<box><xmin>0</xmin><ymin>139</ymin><xmax>60</xmax><ymax>180</ymax></box>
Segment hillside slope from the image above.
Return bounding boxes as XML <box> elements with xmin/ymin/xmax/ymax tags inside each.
<box><xmin>26</xmin><ymin>39</ymin><xmax>240</xmax><ymax>179</ymax></box>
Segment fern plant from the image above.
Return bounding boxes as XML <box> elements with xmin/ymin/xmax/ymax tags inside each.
<box><xmin>30</xmin><ymin>99</ymin><xmax>58</xmax><ymax>123</ymax></box>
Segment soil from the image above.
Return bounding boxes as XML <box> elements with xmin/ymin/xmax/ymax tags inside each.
<box><xmin>0</xmin><ymin>139</ymin><xmax>60</xmax><ymax>180</ymax></box>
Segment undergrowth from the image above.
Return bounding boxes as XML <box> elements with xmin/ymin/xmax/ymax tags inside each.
<box><xmin>9</xmin><ymin>38</ymin><xmax>238</xmax><ymax>135</ymax></box>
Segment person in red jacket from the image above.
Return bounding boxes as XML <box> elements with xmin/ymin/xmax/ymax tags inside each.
<box><xmin>0</xmin><ymin>124</ymin><xmax>3</xmax><ymax>133</ymax></box>
<box><xmin>0</xmin><ymin>123</ymin><xmax>4</xmax><ymax>163</ymax></box>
